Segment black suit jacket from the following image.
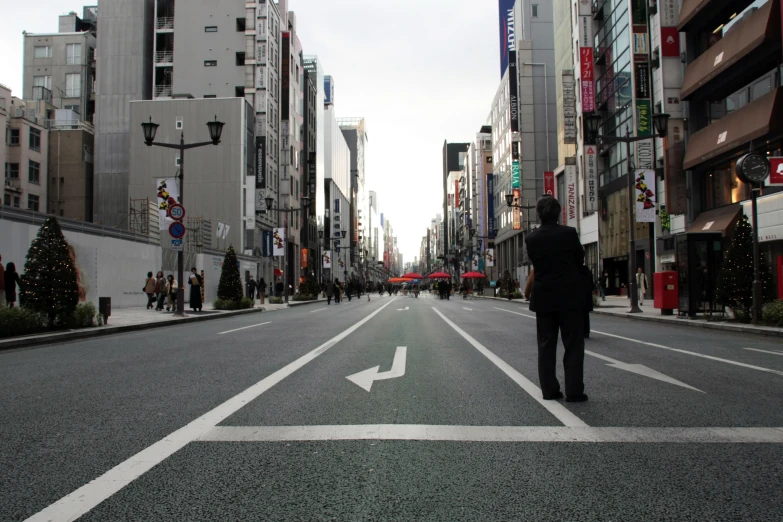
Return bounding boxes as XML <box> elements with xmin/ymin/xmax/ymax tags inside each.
<box><xmin>524</xmin><ymin>223</ymin><xmax>585</xmax><ymax>313</ymax></box>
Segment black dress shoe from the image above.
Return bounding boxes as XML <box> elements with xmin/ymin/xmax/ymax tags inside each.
<box><xmin>542</xmin><ymin>391</ymin><xmax>564</xmax><ymax>400</ymax></box>
<box><xmin>566</xmin><ymin>393</ymin><xmax>588</xmax><ymax>402</ymax></box>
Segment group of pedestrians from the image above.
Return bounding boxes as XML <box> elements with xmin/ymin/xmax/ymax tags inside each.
<box><xmin>245</xmin><ymin>275</ymin><xmax>267</xmax><ymax>305</ymax></box>
<box><xmin>143</xmin><ymin>267</ymin><xmax>203</xmax><ymax>312</ymax></box>
<box><xmin>0</xmin><ymin>254</ymin><xmax>21</xmax><ymax>308</ymax></box>
<box><xmin>434</xmin><ymin>280</ymin><xmax>452</xmax><ymax>300</ymax></box>
<box><xmin>325</xmin><ymin>278</ymin><xmax>343</xmax><ymax>305</ymax></box>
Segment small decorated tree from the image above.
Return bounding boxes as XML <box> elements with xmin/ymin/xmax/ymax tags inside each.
<box><xmin>217</xmin><ymin>245</ymin><xmax>243</xmax><ymax>302</ymax></box>
<box><xmin>716</xmin><ymin>215</ymin><xmax>774</xmax><ymax>321</ymax></box>
<box><xmin>21</xmin><ymin>217</ymin><xmax>79</xmax><ymax>325</ymax></box>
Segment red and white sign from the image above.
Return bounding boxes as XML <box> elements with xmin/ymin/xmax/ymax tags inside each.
<box><xmin>660</xmin><ymin>27</ymin><xmax>680</xmax><ymax>58</ymax></box>
<box><xmin>580</xmin><ymin>47</ymin><xmax>595</xmax><ymax>113</ymax></box>
<box><xmin>544</xmin><ymin>171</ymin><xmax>555</xmax><ymax>196</ymax></box>
<box><xmin>565</xmin><ymin>165</ymin><xmax>578</xmax><ymax>228</ymax></box>
<box><xmin>583</xmin><ymin>146</ymin><xmax>598</xmax><ymax>212</ymax></box>
<box><xmin>768</xmin><ymin>157</ymin><xmax>783</xmax><ymax>185</ymax></box>
<box><xmin>167</xmin><ymin>203</ymin><xmax>185</xmax><ymax>221</ymax></box>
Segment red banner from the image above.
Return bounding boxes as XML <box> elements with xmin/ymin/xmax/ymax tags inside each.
<box><xmin>660</xmin><ymin>27</ymin><xmax>680</xmax><ymax>57</ymax></box>
<box><xmin>769</xmin><ymin>157</ymin><xmax>783</xmax><ymax>185</ymax></box>
<box><xmin>455</xmin><ymin>179</ymin><xmax>460</xmax><ymax>208</ymax></box>
<box><xmin>544</xmin><ymin>171</ymin><xmax>555</xmax><ymax>197</ymax></box>
<box><xmin>580</xmin><ymin>47</ymin><xmax>595</xmax><ymax>112</ymax></box>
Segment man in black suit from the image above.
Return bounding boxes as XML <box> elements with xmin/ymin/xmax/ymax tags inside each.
<box><xmin>524</xmin><ymin>196</ymin><xmax>588</xmax><ymax>402</ymax></box>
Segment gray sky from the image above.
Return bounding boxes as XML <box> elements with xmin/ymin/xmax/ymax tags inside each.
<box><xmin>0</xmin><ymin>0</ymin><xmax>500</xmax><ymax>263</ymax></box>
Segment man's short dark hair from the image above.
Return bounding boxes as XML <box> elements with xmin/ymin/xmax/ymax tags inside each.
<box><xmin>536</xmin><ymin>195</ymin><xmax>561</xmax><ymax>224</ymax></box>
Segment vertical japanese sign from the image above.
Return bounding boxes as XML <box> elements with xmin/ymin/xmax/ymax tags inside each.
<box><xmin>487</xmin><ymin>174</ymin><xmax>495</xmax><ymax>237</ymax></box>
<box><xmin>156</xmin><ymin>178</ymin><xmax>180</xmax><ymax>231</ymax></box>
<box><xmin>455</xmin><ymin>179</ymin><xmax>460</xmax><ymax>208</ymax></box>
<box><xmin>580</xmin><ymin>47</ymin><xmax>595</xmax><ymax>113</ymax></box>
<box><xmin>634</xmin><ymin>169</ymin><xmax>656</xmax><ymax>222</ymax></box>
<box><xmin>508</xmin><ymin>50</ymin><xmax>519</xmax><ymax>134</ymax></box>
<box><xmin>562</xmin><ymin>71</ymin><xmax>576</xmax><ymax>144</ymax></box>
<box><xmin>565</xmin><ymin>165</ymin><xmax>578</xmax><ymax>229</ymax></box>
<box><xmin>322</xmin><ymin>250</ymin><xmax>332</xmax><ymax>268</ymax></box>
<box><xmin>583</xmin><ymin>146</ymin><xmax>598</xmax><ymax>212</ymax></box>
<box><xmin>273</xmin><ymin>228</ymin><xmax>285</xmax><ymax>256</ymax></box>
<box><xmin>511</xmin><ymin>160</ymin><xmax>521</xmax><ymax>188</ymax></box>
<box><xmin>498</xmin><ymin>0</ymin><xmax>516</xmax><ymax>77</ymax></box>
<box><xmin>512</xmin><ymin>188</ymin><xmax>522</xmax><ymax>230</ymax></box>
<box><xmin>544</xmin><ymin>171</ymin><xmax>555</xmax><ymax>197</ymax></box>
<box><xmin>256</xmin><ymin>137</ymin><xmax>266</xmax><ymax>188</ymax></box>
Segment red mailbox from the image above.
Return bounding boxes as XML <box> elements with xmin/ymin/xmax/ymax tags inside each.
<box><xmin>654</xmin><ymin>271</ymin><xmax>678</xmax><ymax>315</ymax></box>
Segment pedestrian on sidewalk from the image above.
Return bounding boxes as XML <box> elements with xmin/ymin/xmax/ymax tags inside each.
<box><xmin>166</xmin><ymin>274</ymin><xmax>177</xmax><ymax>311</ymax></box>
<box><xmin>246</xmin><ymin>275</ymin><xmax>257</xmax><ymax>300</ymax></box>
<box><xmin>0</xmin><ymin>254</ymin><xmax>6</xmax><ymax>307</ymax></box>
<box><xmin>257</xmin><ymin>277</ymin><xmax>266</xmax><ymax>304</ymax></box>
<box><xmin>4</xmin><ymin>262</ymin><xmax>21</xmax><ymax>308</ymax></box>
<box><xmin>188</xmin><ymin>267</ymin><xmax>203</xmax><ymax>312</ymax></box>
<box><xmin>524</xmin><ymin>195</ymin><xmax>587</xmax><ymax>403</ymax></box>
<box><xmin>144</xmin><ymin>271</ymin><xmax>156</xmax><ymax>309</ymax></box>
<box><xmin>155</xmin><ymin>271</ymin><xmax>166</xmax><ymax>311</ymax></box>
<box><xmin>636</xmin><ymin>267</ymin><xmax>648</xmax><ymax>306</ymax></box>
<box><xmin>326</xmin><ymin>279</ymin><xmax>334</xmax><ymax>305</ymax></box>
<box><xmin>598</xmin><ymin>271</ymin><xmax>607</xmax><ymax>301</ymax></box>
<box><xmin>334</xmin><ymin>278</ymin><xmax>342</xmax><ymax>304</ymax></box>
<box><xmin>581</xmin><ymin>265</ymin><xmax>594</xmax><ymax>338</ymax></box>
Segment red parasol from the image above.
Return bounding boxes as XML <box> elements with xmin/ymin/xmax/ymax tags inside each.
<box><xmin>274</xmin><ymin>268</ymin><xmax>283</xmax><ymax>276</ymax></box>
<box><xmin>401</xmin><ymin>272</ymin><xmax>424</xmax><ymax>279</ymax></box>
<box><xmin>427</xmin><ymin>271</ymin><xmax>451</xmax><ymax>279</ymax></box>
<box><xmin>460</xmin><ymin>271</ymin><xmax>487</xmax><ymax>279</ymax></box>
<box><xmin>388</xmin><ymin>277</ymin><xmax>412</xmax><ymax>283</ymax></box>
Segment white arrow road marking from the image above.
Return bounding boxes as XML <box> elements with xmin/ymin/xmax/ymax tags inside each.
<box><xmin>744</xmin><ymin>347</ymin><xmax>783</xmax><ymax>356</ymax></box>
<box><xmin>463</xmin><ymin>307</ymin><xmax>473</xmax><ymax>311</ymax></box>
<box><xmin>217</xmin><ymin>321</ymin><xmax>271</xmax><ymax>335</ymax></box>
<box><xmin>586</xmin><ymin>350</ymin><xmax>703</xmax><ymax>392</ymax></box>
<box><xmin>396</xmin><ymin>306</ymin><xmax>410</xmax><ymax>311</ymax></box>
<box><xmin>346</xmin><ymin>346</ymin><xmax>407</xmax><ymax>392</ymax></box>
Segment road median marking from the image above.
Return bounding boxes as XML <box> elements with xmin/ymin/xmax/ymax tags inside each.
<box><xmin>310</xmin><ymin>307</ymin><xmax>328</xmax><ymax>313</ymax></box>
<box><xmin>586</xmin><ymin>350</ymin><xmax>703</xmax><ymax>392</ymax></box>
<box><xmin>744</xmin><ymin>347</ymin><xmax>783</xmax><ymax>356</ymax></box>
<box><xmin>198</xmin><ymin>425</ymin><xmax>783</xmax><ymax>443</ymax></box>
<box><xmin>218</xmin><ymin>321</ymin><xmax>272</xmax><ymax>335</ymax></box>
<box><xmin>433</xmin><ymin>307</ymin><xmax>588</xmax><ymax>428</ymax></box>
<box><xmin>25</xmin><ymin>297</ymin><xmax>399</xmax><ymax>522</ymax></box>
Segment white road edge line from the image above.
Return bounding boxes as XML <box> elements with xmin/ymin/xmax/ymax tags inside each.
<box><xmin>494</xmin><ymin>307</ymin><xmax>783</xmax><ymax>377</ymax></box>
<box><xmin>217</xmin><ymin>321</ymin><xmax>272</xmax><ymax>335</ymax></box>
<box><xmin>432</xmin><ymin>307</ymin><xmax>588</xmax><ymax>428</ymax></box>
<box><xmin>25</xmin><ymin>297</ymin><xmax>400</xmax><ymax>522</ymax></box>
<box><xmin>744</xmin><ymin>347</ymin><xmax>783</xmax><ymax>356</ymax></box>
<box><xmin>198</xmin><ymin>425</ymin><xmax>783</xmax><ymax>443</ymax></box>
<box><xmin>310</xmin><ymin>308</ymin><xmax>328</xmax><ymax>313</ymax></box>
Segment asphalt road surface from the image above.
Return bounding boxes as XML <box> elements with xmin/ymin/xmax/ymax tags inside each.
<box><xmin>2</xmin><ymin>293</ymin><xmax>782</xmax><ymax>521</ymax></box>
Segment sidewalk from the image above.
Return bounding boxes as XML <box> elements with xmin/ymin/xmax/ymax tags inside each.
<box><xmin>0</xmin><ymin>296</ymin><xmax>327</xmax><ymax>351</ymax></box>
<box><xmin>475</xmin><ymin>295</ymin><xmax>783</xmax><ymax>338</ymax></box>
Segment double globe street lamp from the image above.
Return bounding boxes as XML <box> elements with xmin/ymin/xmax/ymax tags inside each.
<box><xmin>264</xmin><ymin>195</ymin><xmax>310</xmax><ymax>304</ymax></box>
<box><xmin>141</xmin><ymin>115</ymin><xmax>224</xmax><ymax>316</ymax></box>
<box><xmin>583</xmin><ymin>111</ymin><xmax>670</xmax><ymax>314</ymax></box>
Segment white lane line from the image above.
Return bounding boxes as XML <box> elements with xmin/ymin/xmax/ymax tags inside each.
<box><xmin>310</xmin><ymin>307</ymin><xmax>328</xmax><ymax>313</ymax></box>
<box><xmin>494</xmin><ymin>307</ymin><xmax>783</xmax><ymax>377</ymax></box>
<box><xmin>199</xmin><ymin>425</ymin><xmax>783</xmax><ymax>444</ymax></box>
<box><xmin>585</xmin><ymin>350</ymin><xmax>704</xmax><ymax>392</ymax></box>
<box><xmin>217</xmin><ymin>321</ymin><xmax>272</xmax><ymax>335</ymax></box>
<box><xmin>432</xmin><ymin>307</ymin><xmax>587</xmax><ymax>428</ymax></box>
<box><xmin>25</xmin><ymin>297</ymin><xmax>399</xmax><ymax>522</ymax></box>
<box><xmin>744</xmin><ymin>347</ymin><xmax>783</xmax><ymax>356</ymax></box>
<box><xmin>463</xmin><ymin>307</ymin><xmax>473</xmax><ymax>311</ymax></box>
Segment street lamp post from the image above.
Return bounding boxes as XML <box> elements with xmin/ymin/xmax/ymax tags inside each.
<box><xmin>141</xmin><ymin>115</ymin><xmax>224</xmax><ymax>317</ymax></box>
<box><xmin>318</xmin><ymin>229</ymin><xmax>346</xmax><ymax>286</ymax></box>
<box><xmin>584</xmin><ymin>111</ymin><xmax>670</xmax><ymax>314</ymax></box>
<box><xmin>265</xmin><ymin>195</ymin><xmax>310</xmax><ymax>304</ymax></box>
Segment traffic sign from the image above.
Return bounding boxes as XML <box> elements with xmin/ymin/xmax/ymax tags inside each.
<box><xmin>169</xmin><ymin>221</ymin><xmax>186</xmax><ymax>239</ymax></box>
<box><xmin>171</xmin><ymin>239</ymin><xmax>183</xmax><ymax>251</ymax></box>
<box><xmin>168</xmin><ymin>203</ymin><xmax>185</xmax><ymax>221</ymax></box>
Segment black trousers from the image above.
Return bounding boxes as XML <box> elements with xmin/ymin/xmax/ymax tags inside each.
<box><xmin>535</xmin><ymin>309</ymin><xmax>585</xmax><ymax>397</ymax></box>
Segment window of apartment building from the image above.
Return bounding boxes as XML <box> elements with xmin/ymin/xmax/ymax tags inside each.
<box><xmin>13</xmin><ymin>195</ymin><xmax>20</xmax><ymax>208</ymax></box>
<box><xmin>5</xmin><ymin>162</ymin><xmax>20</xmax><ymax>179</ymax></box>
<box><xmin>204</xmin><ymin>94</ymin><xmax>217</xmax><ymax>98</ymax></box>
<box><xmin>34</xmin><ymin>46</ymin><xmax>52</xmax><ymax>58</ymax></box>
<box><xmin>235</xmin><ymin>86</ymin><xmax>245</xmax><ymax>97</ymax></box>
<box><xmin>8</xmin><ymin>128</ymin><xmax>20</xmax><ymax>146</ymax></box>
<box><xmin>3</xmin><ymin>194</ymin><xmax>9</xmax><ymax>206</ymax></box>
<box><xmin>29</xmin><ymin>160</ymin><xmax>41</xmax><ymax>184</ymax></box>
<box><xmin>204</xmin><ymin>60</ymin><xmax>217</xmax><ymax>67</ymax></box>
<box><xmin>236</xmin><ymin>52</ymin><xmax>246</xmax><ymax>66</ymax></box>
<box><xmin>204</xmin><ymin>26</ymin><xmax>218</xmax><ymax>32</ymax></box>
<box><xmin>28</xmin><ymin>194</ymin><xmax>40</xmax><ymax>212</ymax></box>
<box><xmin>33</xmin><ymin>75</ymin><xmax>52</xmax><ymax>90</ymax></box>
<box><xmin>65</xmin><ymin>73</ymin><xmax>81</xmax><ymax>97</ymax></box>
<box><xmin>236</xmin><ymin>18</ymin><xmax>246</xmax><ymax>31</ymax></box>
<box><xmin>66</xmin><ymin>43</ymin><xmax>82</xmax><ymax>65</ymax></box>
<box><xmin>29</xmin><ymin>127</ymin><xmax>41</xmax><ymax>151</ymax></box>
<box><xmin>532</xmin><ymin>4</ymin><xmax>538</xmax><ymax>17</ymax></box>
<box><xmin>64</xmin><ymin>104</ymin><xmax>81</xmax><ymax>115</ymax></box>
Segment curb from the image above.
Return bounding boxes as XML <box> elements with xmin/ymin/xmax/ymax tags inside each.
<box><xmin>0</xmin><ymin>306</ymin><xmax>266</xmax><ymax>351</ymax></box>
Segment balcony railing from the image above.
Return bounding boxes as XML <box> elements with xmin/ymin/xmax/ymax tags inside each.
<box><xmin>32</xmin><ymin>86</ymin><xmax>53</xmax><ymax>104</ymax></box>
<box><xmin>156</xmin><ymin>17</ymin><xmax>174</xmax><ymax>30</ymax></box>
<box><xmin>154</xmin><ymin>84</ymin><xmax>172</xmax><ymax>98</ymax></box>
<box><xmin>155</xmin><ymin>51</ymin><xmax>173</xmax><ymax>64</ymax></box>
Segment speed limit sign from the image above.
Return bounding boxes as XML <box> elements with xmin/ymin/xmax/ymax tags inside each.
<box><xmin>168</xmin><ymin>203</ymin><xmax>185</xmax><ymax>221</ymax></box>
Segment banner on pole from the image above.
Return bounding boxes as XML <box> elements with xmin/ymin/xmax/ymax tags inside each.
<box><xmin>634</xmin><ymin>169</ymin><xmax>656</xmax><ymax>222</ymax></box>
<box><xmin>472</xmin><ymin>254</ymin><xmax>479</xmax><ymax>271</ymax></box>
<box><xmin>156</xmin><ymin>178</ymin><xmax>180</xmax><ymax>230</ymax></box>
<box><xmin>323</xmin><ymin>250</ymin><xmax>332</xmax><ymax>269</ymax></box>
<box><xmin>273</xmin><ymin>228</ymin><xmax>285</xmax><ymax>256</ymax></box>
<box><xmin>565</xmin><ymin>165</ymin><xmax>578</xmax><ymax>228</ymax></box>
<box><xmin>486</xmin><ymin>248</ymin><xmax>495</xmax><ymax>267</ymax></box>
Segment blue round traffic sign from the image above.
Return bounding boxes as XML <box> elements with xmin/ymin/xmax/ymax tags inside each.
<box><xmin>169</xmin><ymin>221</ymin><xmax>186</xmax><ymax>239</ymax></box>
